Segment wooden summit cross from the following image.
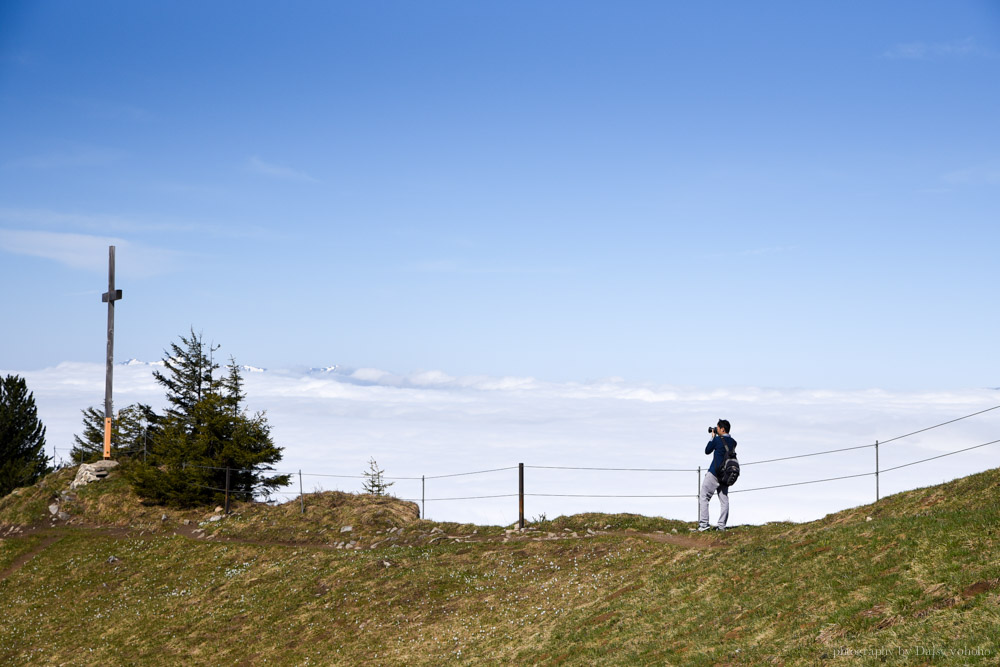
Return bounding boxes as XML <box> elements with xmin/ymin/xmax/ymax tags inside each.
<box><xmin>101</xmin><ymin>246</ymin><xmax>123</xmax><ymax>459</ymax></box>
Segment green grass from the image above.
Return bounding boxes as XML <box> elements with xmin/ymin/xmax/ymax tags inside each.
<box><xmin>0</xmin><ymin>535</ymin><xmax>44</xmax><ymax>574</ymax></box>
<box><xmin>0</xmin><ymin>467</ymin><xmax>998</xmax><ymax>665</ymax></box>
<box><xmin>0</xmin><ymin>467</ymin><xmax>76</xmax><ymax>526</ymax></box>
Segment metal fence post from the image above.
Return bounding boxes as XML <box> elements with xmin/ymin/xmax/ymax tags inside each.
<box><xmin>421</xmin><ymin>475</ymin><xmax>426</xmax><ymax>519</ymax></box>
<box><xmin>518</xmin><ymin>463</ymin><xmax>525</xmax><ymax>529</ymax></box>
<box><xmin>696</xmin><ymin>466</ymin><xmax>701</xmax><ymax>523</ymax></box>
<box><xmin>224</xmin><ymin>467</ymin><xmax>231</xmax><ymax>514</ymax></box>
<box><xmin>299</xmin><ymin>469</ymin><xmax>304</xmax><ymax>514</ymax></box>
<box><xmin>875</xmin><ymin>440</ymin><xmax>880</xmax><ymax>502</ymax></box>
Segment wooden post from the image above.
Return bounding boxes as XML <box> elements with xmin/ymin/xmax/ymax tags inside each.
<box><xmin>518</xmin><ymin>463</ymin><xmax>524</xmax><ymax>529</ymax></box>
<box><xmin>103</xmin><ymin>418</ymin><xmax>112</xmax><ymax>460</ymax></box>
<box><xmin>101</xmin><ymin>246</ymin><xmax>123</xmax><ymax>460</ymax></box>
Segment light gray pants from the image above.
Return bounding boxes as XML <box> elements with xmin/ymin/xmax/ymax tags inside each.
<box><xmin>699</xmin><ymin>472</ymin><xmax>729</xmax><ymax>529</ymax></box>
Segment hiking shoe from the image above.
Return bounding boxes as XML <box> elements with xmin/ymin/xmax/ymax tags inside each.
<box><xmin>716</xmin><ymin>526</ymin><xmax>726</xmax><ymax>532</ymax></box>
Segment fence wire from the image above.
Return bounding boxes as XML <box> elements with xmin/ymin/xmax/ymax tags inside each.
<box><xmin>728</xmin><ymin>471</ymin><xmax>875</xmax><ymax>494</ymax></box>
<box><xmin>740</xmin><ymin>443</ymin><xmax>873</xmax><ymax>466</ymax></box>
<box><xmin>527</xmin><ymin>465</ymin><xmax>694</xmax><ymax>473</ymax></box>
<box><xmin>880</xmin><ymin>438</ymin><xmax>1000</xmax><ymax>474</ymax></box>
<box><xmin>425</xmin><ymin>466</ymin><xmax>519</xmax><ymax>480</ymax></box>
<box><xmin>528</xmin><ymin>492</ymin><xmax>696</xmax><ymax>499</ymax></box>
<box><xmin>400</xmin><ymin>493</ymin><xmax>520</xmax><ymax>502</ymax></box>
<box><xmin>877</xmin><ymin>405</ymin><xmax>1000</xmax><ymax>446</ymax></box>
<box><xmin>164</xmin><ymin>404</ymin><xmax>999</xmax><ymax>521</ymax></box>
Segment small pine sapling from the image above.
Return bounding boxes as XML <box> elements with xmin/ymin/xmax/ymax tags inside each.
<box><xmin>362</xmin><ymin>457</ymin><xmax>395</xmax><ymax>497</ymax></box>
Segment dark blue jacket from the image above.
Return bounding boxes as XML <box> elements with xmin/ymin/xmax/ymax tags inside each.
<box><xmin>706</xmin><ymin>434</ymin><xmax>737</xmax><ymax>477</ymax></box>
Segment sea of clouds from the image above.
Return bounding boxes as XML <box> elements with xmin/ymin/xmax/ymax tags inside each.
<box><xmin>7</xmin><ymin>361</ymin><xmax>1000</xmax><ymax>528</ymax></box>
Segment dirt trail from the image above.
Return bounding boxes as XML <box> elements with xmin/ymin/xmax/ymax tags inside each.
<box><xmin>1</xmin><ymin>521</ymin><xmax>722</xmax><ymax>558</ymax></box>
<box><xmin>614</xmin><ymin>531</ymin><xmax>724</xmax><ymax>549</ymax></box>
<box><xmin>0</xmin><ymin>535</ymin><xmax>62</xmax><ymax>582</ymax></box>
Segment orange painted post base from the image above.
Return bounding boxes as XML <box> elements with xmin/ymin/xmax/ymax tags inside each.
<box><xmin>103</xmin><ymin>418</ymin><xmax>112</xmax><ymax>459</ymax></box>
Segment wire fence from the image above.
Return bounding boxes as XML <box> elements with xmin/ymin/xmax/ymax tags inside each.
<box><xmin>177</xmin><ymin>404</ymin><xmax>1000</xmax><ymax>527</ymax></box>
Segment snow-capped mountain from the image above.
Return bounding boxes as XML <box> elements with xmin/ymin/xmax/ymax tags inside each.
<box><xmin>120</xmin><ymin>358</ymin><xmax>266</xmax><ymax>373</ymax></box>
<box><xmin>122</xmin><ymin>358</ymin><xmax>165</xmax><ymax>367</ymax></box>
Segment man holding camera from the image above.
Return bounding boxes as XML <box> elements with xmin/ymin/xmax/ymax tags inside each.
<box><xmin>697</xmin><ymin>419</ymin><xmax>736</xmax><ymax>532</ymax></box>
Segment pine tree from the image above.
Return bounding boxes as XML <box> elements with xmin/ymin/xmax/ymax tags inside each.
<box><xmin>71</xmin><ymin>406</ymin><xmax>106</xmax><ymax>463</ymax></box>
<box><xmin>0</xmin><ymin>375</ymin><xmax>51</xmax><ymax>497</ymax></box>
<box><xmin>221</xmin><ymin>356</ymin><xmax>246</xmax><ymax>418</ymax></box>
<box><xmin>71</xmin><ymin>404</ymin><xmax>160</xmax><ymax>463</ymax></box>
<box><xmin>361</xmin><ymin>458</ymin><xmax>394</xmax><ymax>497</ymax></box>
<box><xmin>117</xmin><ymin>404</ymin><xmax>160</xmax><ymax>461</ymax></box>
<box><xmin>152</xmin><ymin>328</ymin><xmax>219</xmax><ymax>428</ymax></box>
<box><xmin>127</xmin><ymin>333</ymin><xmax>288</xmax><ymax>507</ymax></box>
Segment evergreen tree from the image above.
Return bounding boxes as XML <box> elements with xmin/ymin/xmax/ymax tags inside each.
<box><xmin>117</xmin><ymin>404</ymin><xmax>160</xmax><ymax>460</ymax></box>
<box><xmin>0</xmin><ymin>375</ymin><xmax>51</xmax><ymax>497</ymax></box>
<box><xmin>71</xmin><ymin>406</ymin><xmax>106</xmax><ymax>463</ymax></box>
<box><xmin>152</xmin><ymin>328</ymin><xmax>219</xmax><ymax>428</ymax></box>
<box><xmin>221</xmin><ymin>356</ymin><xmax>246</xmax><ymax>418</ymax></box>
<box><xmin>361</xmin><ymin>458</ymin><xmax>394</xmax><ymax>497</ymax></box>
<box><xmin>128</xmin><ymin>333</ymin><xmax>288</xmax><ymax>507</ymax></box>
<box><xmin>71</xmin><ymin>404</ymin><xmax>160</xmax><ymax>463</ymax></box>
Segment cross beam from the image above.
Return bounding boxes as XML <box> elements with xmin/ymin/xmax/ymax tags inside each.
<box><xmin>102</xmin><ymin>246</ymin><xmax>123</xmax><ymax>459</ymax></box>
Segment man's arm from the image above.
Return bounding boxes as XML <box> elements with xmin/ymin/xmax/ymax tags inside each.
<box><xmin>705</xmin><ymin>437</ymin><xmax>717</xmax><ymax>455</ymax></box>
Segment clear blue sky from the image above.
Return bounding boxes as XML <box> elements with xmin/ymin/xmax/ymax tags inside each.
<box><xmin>2</xmin><ymin>1</ymin><xmax>998</xmax><ymax>390</ymax></box>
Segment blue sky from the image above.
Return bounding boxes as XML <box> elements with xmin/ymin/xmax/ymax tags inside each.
<box><xmin>2</xmin><ymin>1</ymin><xmax>999</xmax><ymax>389</ymax></box>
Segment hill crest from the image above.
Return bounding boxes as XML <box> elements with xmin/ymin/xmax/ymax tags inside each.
<box><xmin>1</xmin><ymin>465</ymin><xmax>998</xmax><ymax>664</ymax></box>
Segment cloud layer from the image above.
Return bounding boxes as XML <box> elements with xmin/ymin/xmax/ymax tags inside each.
<box><xmin>8</xmin><ymin>362</ymin><xmax>999</xmax><ymax>527</ymax></box>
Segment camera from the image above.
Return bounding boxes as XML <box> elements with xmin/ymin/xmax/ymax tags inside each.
<box><xmin>708</xmin><ymin>426</ymin><xmax>717</xmax><ymax>435</ymax></box>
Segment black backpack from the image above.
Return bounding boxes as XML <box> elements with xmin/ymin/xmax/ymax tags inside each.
<box><xmin>717</xmin><ymin>438</ymin><xmax>740</xmax><ymax>487</ymax></box>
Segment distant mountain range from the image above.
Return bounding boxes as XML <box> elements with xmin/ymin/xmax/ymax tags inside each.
<box><xmin>120</xmin><ymin>358</ymin><xmax>268</xmax><ymax>373</ymax></box>
<box><xmin>118</xmin><ymin>360</ymin><xmax>356</xmax><ymax>376</ymax></box>
<box><xmin>122</xmin><ymin>358</ymin><xmax>164</xmax><ymax>367</ymax></box>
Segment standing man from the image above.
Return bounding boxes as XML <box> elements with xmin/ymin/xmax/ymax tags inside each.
<box><xmin>697</xmin><ymin>419</ymin><xmax>736</xmax><ymax>532</ymax></box>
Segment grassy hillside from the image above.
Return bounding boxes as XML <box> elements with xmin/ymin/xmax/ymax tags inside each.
<box><xmin>0</xmin><ymin>465</ymin><xmax>997</xmax><ymax>665</ymax></box>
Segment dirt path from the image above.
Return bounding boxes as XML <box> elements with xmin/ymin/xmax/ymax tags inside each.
<box><xmin>0</xmin><ymin>535</ymin><xmax>63</xmax><ymax>582</ymax></box>
<box><xmin>642</xmin><ymin>532</ymin><xmax>723</xmax><ymax>548</ymax></box>
<box><xmin>0</xmin><ymin>521</ymin><xmax>722</xmax><ymax>558</ymax></box>
<box><xmin>3</xmin><ymin>522</ymin><xmax>350</xmax><ymax>553</ymax></box>
<box><xmin>609</xmin><ymin>530</ymin><xmax>724</xmax><ymax>549</ymax></box>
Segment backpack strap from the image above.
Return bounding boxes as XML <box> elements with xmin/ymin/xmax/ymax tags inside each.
<box><xmin>715</xmin><ymin>435</ymin><xmax>728</xmax><ymax>473</ymax></box>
